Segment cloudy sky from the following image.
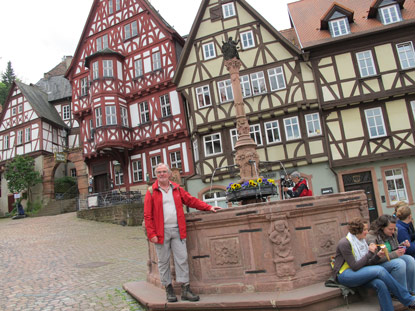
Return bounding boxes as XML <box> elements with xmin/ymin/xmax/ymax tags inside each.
<box><xmin>0</xmin><ymin>0</ymin><xmax>298</xmax><ymax>84</ymax></box>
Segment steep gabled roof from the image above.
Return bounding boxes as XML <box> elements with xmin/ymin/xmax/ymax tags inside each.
<box><xmin>14</xmin><ymin>81</ymin><xmax>67</xmax><ymax>128</ymax></box>
<box><xmin>288</xmin><ymin>0</ymin><xmax>415</xmax><ymax>49</ymax></box>
<box><xmin>173</xmin><ymin>0</ymin><xmax>302</xmax><ymax>85</ymax></box>
<box><xmin>65</xmin><ymin>0</ymin><xmax>184</xmax><ymax>80</ymax></box>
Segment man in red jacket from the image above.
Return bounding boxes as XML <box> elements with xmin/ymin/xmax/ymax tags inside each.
<box><xmin>283</xmin><ymin>171</ymin><xmax>312</xmax><ymax>198</ymax></box>
<box><xmin>144</xmin><ymin>163</ymin><xmax>221</xmax><ymax>303</ymax></box>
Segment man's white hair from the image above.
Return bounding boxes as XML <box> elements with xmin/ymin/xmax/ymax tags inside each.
<box><xmin>290</xmin><ymin>171</ymin><xmax>301</xmax><ymax>178</ymax></box>
<box><xmin>155</xmin><ymin>163</ymin><xmax>171</xmax><ymax>173</ymax></box>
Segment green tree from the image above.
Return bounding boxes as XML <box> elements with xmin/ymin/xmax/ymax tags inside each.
<box><xmin>0</xmin><ymin>82</ymin><xmax>7</xmax><ymax>107</ymax></box>
<box><xmin>0</xmin><ymin>61</ymin><xmax>17</xmax><ymax>106</ymax></box>
<box><xmin>4</xmin><ymin>155</ymin><xmax>42</xmax><ymax>202</ymax></box>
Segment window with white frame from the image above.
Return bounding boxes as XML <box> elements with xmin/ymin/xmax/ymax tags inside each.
<box><xmin>170</xmin><ymin>151</ymin><xmax>182</xmax><ymax>171</ymax></box>
<box><xmin>305</xmin><ymin>113</ymin><xmax>322</xmax><ymax>137</ymax></box>
<box><xmin>116</xmin><ymin>0</ymin><xmax>121</xmax><ymax>11</ymax></box>
<box><xmin>240</xmin><ymin>31</ymin><xmax>254</xmax><ymax>49</ymax></box>
<box><xmin>397</xmin><ymin>42</ymin><xmax>415</xmax><ymax>70</ymax></box>
<box><xmin>124</xmin><ymin>21</ymin><xmax>138</xmax><ymax>40</ymax></box>
<box><xmin>96</xmin><ymin>34</ymin><xmax>108</xmax><ymax>51</ymax></box>
<box><xmin>25</xmin><ymin>127</ymin><xmax>31</xmax><ymax>142</ymax></box>
<box><xmin>152</xmin><ymin>52</ymin><xmax>161</xmax><ymax>71</ymax></box>
<box><xmin>132</xmin><ymin>160</ymin><xmax>143</xmax><ymax>182</ymax></box>
<box><xmin>411</xmin><ymin>101</ymin><xmax>415</xmax><ymax>119</ymax></box>
<box><xmin>203</xmin><ymin>190</ymin><xmax>227</xmax><ymax>209</ymax></box>
<box><xmin>103</xmin><ymin>60</ymin><xmax>113</xmax><ymax>77</ymax></box>
<box><xmin>385</xmin><ymin>168</ymin><xmax>408</xmax><ymax>203</ymax></box>
<box><xmin>379</xmin><ymin>5</ymin><xmax>402</xmax><ymax>25</ymax></box>
<box><xmin>12</xmin><ymin>107</ymin><xmax>16</xmax><ymax>116</ymax></box>
<box><xmin>114</xmin><ymin>165</ymin><xmax>124</xmax><ymax>185</ymax></box>
<box><xmin>329</xmin><ymin>18</ymin><xmax>350</xmax><ymax>37</ymax></box>
<box><xmin>250</xmin><ymin>124</ymin><xmax>262</xmax><ymax>146</ymax></box>
<box><xmin>193</xmin><ymin>140</ymin><xmax>199</xmax><ymax>162</ymax></box>
<box><xmin>222</xmin><ymin>2</ymin><xmax>235</xmax><ymax>18</ymax></box>
<box><xmin>240</xmin><ymin>75</ymin><xmax>252</xmax><ymax>97</ymax></box>
<box><xmin>265</xmin><ymin>120</ymin><xmax>281</xmax><ymax>144</ymax></box>
<box><xmin>108</xmin><ymin>0</ymin><xmax>113</xmax><ymax>14</ymax></box>
<box><xmin>17</xmin><ymin>130</ymin><xmax>23</xmax><ymax>145</ymax></box>
<box><xmin>95</xmin><ymin>107</ymin><xmax>102</xmax><ymax>127</ymax></box>
<box><xmin>356</xmin><ymin>50</ymin><xmax>376</xmax><ymax>77</ymax></box>
<box><xmin>218</xmin><ymin>79</ymin><xmax>234</xmax><ymax>103</ymax></box>
<box><xmin>81</xmin><ymin>77</ymin><xmax>88</xmax><ymax>96</ymax></box>
<box><xmin>106</xmin><ymin>106</ymin><xmax>117</xmax><ymax>125</ymax></box>
<box><xmin>120</xmin><ymin>106</ymin><xmax>128</xmax><ymax>127</ymax></box>
<box><xmin>230</xmin><ymin>129</ymin><xmax>238</xmax><ymax>150</ymax></box>
<box><xmin>268</xmin><ymin>66</ymin><xmax>286</xmax><ymax>91</ymax></box>
<box><xmin>90</xmin><ymin>119</ymin><xmax>94</xmax><ymax>139</ymax></box>
<box><xmin>151</xmin><ymin>155</ymin><xmax>161</xmax><ymax>178</ymax></box>
<box><xmin>160</xmin><ymin>94</ymin><xmax>171</xmax><ymax>118</ymax></box>
<box><xmin>203</xmin><ymin>42</ymin><xmax>216</xmax><ymax>60</ymax></box>
<box><xmin>18</xmin><ymin>105</ymin><xmax>23</xmax><ymax>113</ymax></box>
<box><xmin>250</xmin><ymin>71</ymin><xmax>267</xmax><ymax>95</ymax></box>
<box><xmin>4</xmin><ymin>135</ymin><xmax>9</xmax><ymax>149</ymax></box>
<box><xmin>92</xmin><ymin>62</ymin><xmax>99</xmax><ymax>80</ymax></box>
<box><xmin>139</xmin><ymin>102</ymin><xmax>150</xmax><ymax>123</ymax></box>
<box><xmin>365</xmin><ymin>107</ymin><xmax>386</xmax><ymax>138</ymax></box>
<box><xmin>63</xmin><ymin>105</ymin><xmax>70</xmax><ymax>120</ymax></box>
<box><xmin>196</xmin><ymin>85</ymin><xmax>212</xmax><ymax>108</ymax></box>
<box><xmin>204</xmin><ymin>133</ymin><xmax>222</xmax><ymax>156</ymax></box>
<box><xmin>70</xmin><ymin>168</ymin><xmax>77</xmax><ymax>177</ymax></box>
<box><xmin>284</xmin><ymin>116</ymin><xmax>301</xmax><ymax>140</ymax></box>
<box><xmin>134</xmin><ymin>59</ymin><xmax>143</xmax><ymax>77</ymax></box>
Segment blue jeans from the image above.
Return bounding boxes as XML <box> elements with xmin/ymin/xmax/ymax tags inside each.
<box><xmin>381</xmin><ymin>255</ymin><xmax>415</xmax><ymax>293</ymax></box>
<box><xmin>338</xmin><ymin>265</ymin><xmax>414</xmax><ymax>311</ymax></box>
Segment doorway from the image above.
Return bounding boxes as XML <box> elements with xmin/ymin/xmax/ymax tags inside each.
<box><xmin>94</xmin><ymin>174</ymin><xmax>110</xmax><ymax>193</ymax></box>
<box><xmin>342</xmin><ymin>171</ymin><xmax>379</xmax><ymax>223</ymax></box>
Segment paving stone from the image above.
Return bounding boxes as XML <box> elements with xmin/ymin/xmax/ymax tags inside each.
<box><xmin>0</xmin><ymin>213</ymin><xmax>146</xmax><ymax>311</ymax></box>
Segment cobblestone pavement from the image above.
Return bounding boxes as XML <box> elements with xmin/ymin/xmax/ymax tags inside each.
<box><xmin>0</xmin><ymin>213</ymin><xmax>147</xmax><ymax>311</ymax></box>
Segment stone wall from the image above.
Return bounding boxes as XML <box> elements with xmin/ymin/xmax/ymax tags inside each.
<box><xmin>77</xmin><ymin>203</ymin><xmax>144</xmax><ymax>226</ymax></box>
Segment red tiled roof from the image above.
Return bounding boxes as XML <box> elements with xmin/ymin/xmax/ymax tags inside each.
<box><xmin>288</xmin><ymin>0</ymin><xmax>415</xmax><ymax>48</ymax></box>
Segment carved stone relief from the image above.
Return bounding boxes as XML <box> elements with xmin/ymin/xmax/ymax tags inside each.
<box><xmin>211</xmin><ymin>238</ymin><xmax>241</xmax><ymax>266</ymax></box>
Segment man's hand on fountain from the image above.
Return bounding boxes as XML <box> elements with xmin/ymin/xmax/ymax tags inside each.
<box><xmin>210</xmin><ymin>206</ymin><xmax>222</xmax><ymax>212</ymax></box>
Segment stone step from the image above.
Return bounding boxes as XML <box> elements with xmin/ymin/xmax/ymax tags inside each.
<box><xmin>124</xmin><ymin>281</ymin><xmax>408</xmax><ymax>311</ymax></box>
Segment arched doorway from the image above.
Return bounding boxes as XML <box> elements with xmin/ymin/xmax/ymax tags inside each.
<box><xmin>43</xmin><ymin>150</ymin><xmax>88</xmax><ymax>202</ymax></box>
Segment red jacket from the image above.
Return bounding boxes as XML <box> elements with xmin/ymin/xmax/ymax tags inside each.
<box><xmin>144</xmin><ymin>180</ymin><xmax>212</xmax><ymax>244</ymax></box>
<box><xmin>292</xmin><ymin>178</ymin><xmax>312</xmax><ymax>197</ymax></box>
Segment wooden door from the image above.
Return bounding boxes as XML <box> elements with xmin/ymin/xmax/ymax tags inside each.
<box><xmin>8</xmin><ymin>195</ymin><xmax>15</xmax><ymax>213</ymax></box>
<box><xmin>94</xmin><ymin>174</ymin><xmax>109</xmax><ymax>193</ymax></box>
<box><xmin>343</xmin><ymin>171</ymin><xmax>379</xmax><ymax>222</ymax></box>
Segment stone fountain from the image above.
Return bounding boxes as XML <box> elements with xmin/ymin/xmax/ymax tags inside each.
<box><xmin>123</xmin><ymin>40</ymin><xmax>369</xmax><ymax>311</ymax></box>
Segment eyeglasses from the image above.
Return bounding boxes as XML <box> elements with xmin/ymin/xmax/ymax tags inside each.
<box><xmin>156</xmin><ymin>170</ymin><xmax>168</xmax><ymax>175</ymax></box>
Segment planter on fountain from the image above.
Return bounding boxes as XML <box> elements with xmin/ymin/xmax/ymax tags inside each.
<box><xmin>226</xmin><ymin>184</ymin><xmax>278</xmax><ymax>202</ymax></box>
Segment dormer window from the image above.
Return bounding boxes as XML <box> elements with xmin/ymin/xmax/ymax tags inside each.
<box><xmin>379</xmin><ymin>4</ymin><xmax>402</xmax><ymax>24</ymax></box>
<box><xmin>320</xmin><ymin>4</ymin><xmax>353</xmax><ymax>38</ymax></box>
<box><xmin>329</xmin><ymin>17</ymin><xmax>350</xmax><ymax>37</ymax></box>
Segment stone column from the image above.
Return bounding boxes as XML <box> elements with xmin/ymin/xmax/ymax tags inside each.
<box><xmin>224</xmin><ymin>58</ymin><xmax>259</xmax><ymax>183</ymax></box>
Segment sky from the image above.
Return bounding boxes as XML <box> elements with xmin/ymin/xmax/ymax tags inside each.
<box><xmin>0</xmin><ymin>0</ymin><xmax>298</xmax><ymax>84</ymax></box>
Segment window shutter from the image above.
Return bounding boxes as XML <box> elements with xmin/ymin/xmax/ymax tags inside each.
<box><xmin>210</xmin><ymin>6</ymin><xmax>222</xmax><ymax>21</ymax></box>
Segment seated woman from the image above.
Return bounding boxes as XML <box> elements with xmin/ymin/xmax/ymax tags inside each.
<box><xmin>396</xmin><ymin>205</ymin><xmax>415</xmax><ymax>257</ymax></box>
<box><xmin>366</xmin><ymin>215</ymin><xmax>415</xmax><ymax>294</ymax></box>
<box><xmin>393</xmin><ymin>201</ymin><xmax>415</xmax><ymax>242</ymax></box>
<box><xmin>332</xmin><ymin>217</ymin><xmax>415</xmax><ymax>311</ymax></box>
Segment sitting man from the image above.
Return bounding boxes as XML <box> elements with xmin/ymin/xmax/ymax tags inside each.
<box><xmin>283</xmin><ymin>171</ymin><xmax>312</xmax><ymax>198</ymax></box>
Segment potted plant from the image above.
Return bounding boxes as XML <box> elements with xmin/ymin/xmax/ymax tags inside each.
<box><xmin>226</xmin><ymin>178</ymin><xmax>277</xmax><ymax>202</ymax></box>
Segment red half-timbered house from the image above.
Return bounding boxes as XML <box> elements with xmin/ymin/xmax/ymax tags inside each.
<box><xmin>65</xmin><ymin>0</ymin><xmax>191</xmax><ymax>193</ymax></box>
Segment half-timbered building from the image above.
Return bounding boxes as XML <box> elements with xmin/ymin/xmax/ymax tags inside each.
<box><xmin>65</xmin><ymin>0</ymin><xmax>191</xmax><ymax>194</ymax></box>
<box><xmin>173</xmin><ymin>0</ymin><xmax>324</xmax><ymax>206</ymax></box>
<box><xmin>288</xmin><ymin>0</ymin><xmax>415</xmax><ymax>219</ymax></box>
<box><xmin>0</xmin><ymin>80</ymin><xmax>69</xmax><ymax>214</ymax></box>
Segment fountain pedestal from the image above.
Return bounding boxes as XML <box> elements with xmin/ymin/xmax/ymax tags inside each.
<box><xmin>124</xmin><ymin>191</ymin><xmax>368</xmax><ymax>310</ymax></box>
